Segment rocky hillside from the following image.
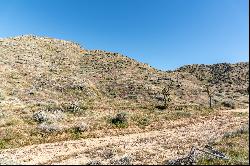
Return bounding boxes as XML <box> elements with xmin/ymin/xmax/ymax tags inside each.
<box><xmin>177</xmin><ymin>62</ymin><xmax>249</xmax><ymax>87</ymax></box>
<box><xmin>176</xmin><ymin>62</ymin><xmax>249</xmax><ymax>107</ymax></box>
<box><xmin>0</xmin><ymin>35</ymin><xmax>249</xmax><ymax>110</ymax></box>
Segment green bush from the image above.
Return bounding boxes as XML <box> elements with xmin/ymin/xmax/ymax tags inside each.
<box><xmin>110</xmin><ymin>112</ymin><xmax>128</xmax><ymax>128</ymax></box>
<box><xmin>70</xmin><ymin>128</ymin><xmax>82</xmax><ymax>139</ymax></box>
<box><xmin>0</xmin><ymin>139</ymin><xmax>7</xmax><ymax>149</ymax></box>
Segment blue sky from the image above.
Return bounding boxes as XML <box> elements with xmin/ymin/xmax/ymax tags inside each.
<box><xmin>0</xmin><ymin>0</ymin><xmax>249</xmax><ymax>70</ymax></box>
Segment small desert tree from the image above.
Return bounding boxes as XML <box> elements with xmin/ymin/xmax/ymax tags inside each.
<box><xmin>162</xmin><ymin>79</ymin><xmax>174</xmax><ymax>108</ymax></box>
<box><xmin>204</xmin><ymin>83</ymin><xmax>215</xmax><ymax>108</ymax></box>
<box><xmin>200</xmin><ymin>73</ymin><xmax>216</xmax><ymax>109</ymax></box>
<box><xmin>204</xmin><ymin>74</ymin><xmax>215</xmax><ymax>108</ymax></box>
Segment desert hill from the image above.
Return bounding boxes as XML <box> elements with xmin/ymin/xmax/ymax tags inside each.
<box><xmin>0</xmin><ymin>35</ymin><xmax>248</xmax><ymax>110</ymax></box>
<box><xmin>0</xmin><ymin>35</ymin><xmax>249</xmax><ymax>162</ymax></box>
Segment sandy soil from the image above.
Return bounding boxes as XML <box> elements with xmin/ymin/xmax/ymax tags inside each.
<box><xmin>0</xmin><ymin>109</ymin><xmax>248</xmax><ymax>165</ymax></box>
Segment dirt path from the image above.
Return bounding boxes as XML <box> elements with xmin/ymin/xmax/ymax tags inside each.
<box><xmin>0</xmin><ymin>109</ymin><xmax>248</xmax><ymax>165</ymax></box>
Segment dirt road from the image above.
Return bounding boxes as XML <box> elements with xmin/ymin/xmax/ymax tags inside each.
<box><xmin>0</xmin><ymin>109</ymin><xmax>248</xmax><ymax>165</ymax></box>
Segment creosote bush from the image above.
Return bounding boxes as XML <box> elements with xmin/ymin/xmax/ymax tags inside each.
<box><xmin>221</xmin><ymin>99</ymin><xmax>236</xmax><ymax>109</ymax></box>
<box><xmin>110</xmin><ymin>112</ymin><xmax>128</xmax><ymax>128</ymax></box>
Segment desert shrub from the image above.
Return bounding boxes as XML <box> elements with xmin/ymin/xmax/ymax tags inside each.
<box><xmin>33</xmin><ymin>110</ymin><xmax>64</xmax><ymax>123</ymax></box>
<box><xmin>137</xmin><ymin>117</ymin><xmax>150</xmax><ymax>127</ymax></box>
<box><xmin>37</xmin><ymin>122</ymin><xmax>62</xmax><ymax>133</ymax></box>
<box><xmin>70</xmin><ymin>129</ymin><xmax>81</xmax><ymax>139</ymax></box>
<box><xmin>155</xmin><ymin>105</ymin><xmax>167</xmax><ymax>110</ymax></box>
<box><xmin>73</xmin><ymin>122</ymin><xmax>89</xmax><ymax>132</ymax></box>
<box><xmin>33</xmin><ymin>111</ymin><xmax>48</xmax><ymax>123</ymax></box>
<box><xmin>223</xmin><ymin>124</ymin><xmax>249</xmax><ymax>138</ymax></box>
<box><xmin>0</xmin><ymin>139</ymin><xmax>7</xmax><ymax>149</ymax></box>
<box><xmin>63</xmin><ymin>102</ymin><xmax>87</xmax><ymax>115</ymax></box>
<box><xmin>110</xmin><ymin>155</ymin><xmax>132</xmax><ymax>165</ymax></box>
<box><xmin>86</xmin><ymin>160</ymin><xmax>102</xmax><ymax>165</ymax></box>
<box><xmin>48</xmin><ymin>110</ymin><xmax>65</xmax><ymax>121</ymax></box>
<box><xmin>110</xmin><ymin>112</ymin><xmax>128</xmax><ymax>128</ymax></box>
<box><xmin>221</xmin><ymin>99</ymin><xmax>236</xmax><ymax>109</ymax></box>
<box><xmin>69</xmin><ymin>122</ymin><xmax>89</xmax><ymax>139</ymax></box>
<box><xmin>102</xmin><ymin>149</ymin><xmax>115</xmax><ymax>159</ymax></box>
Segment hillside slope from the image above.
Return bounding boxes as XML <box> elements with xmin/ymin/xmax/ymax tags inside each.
<box><xmin>0</xmin><ymin>35</ymin><xmax>248</xmax><ymax>110</ymax></box>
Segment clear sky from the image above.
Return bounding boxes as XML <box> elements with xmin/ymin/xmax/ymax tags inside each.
<box><xmin>0</xmin><ymin>0</ymin><xmax>249</xmax><ymax>70</ymax></box>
